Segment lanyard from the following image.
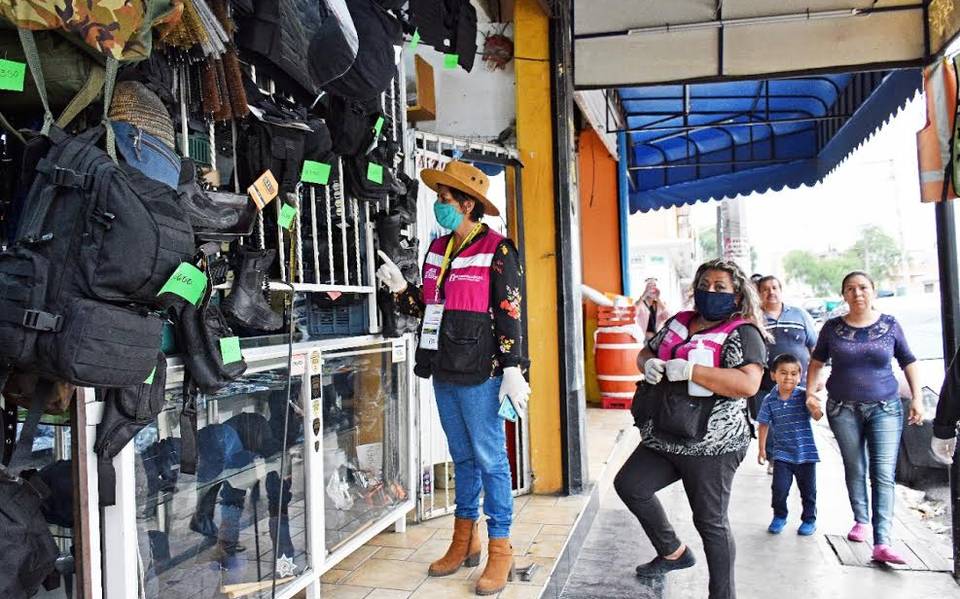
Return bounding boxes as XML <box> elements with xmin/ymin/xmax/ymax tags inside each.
<box><xmin>436</xmin><ymin>223</ymin><xmax>484</xmax><ymax>299</ymax></box>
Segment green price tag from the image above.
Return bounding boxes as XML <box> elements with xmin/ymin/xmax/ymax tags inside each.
<box><xmin>220</xmin><ymin>336</ymin><xmax>242</xmax><ymax>365</ymax></box>
<box><xmin>0</xmin><ymin>59</ymin><xmax>25</xmax><ymax>92</ymax></box>
<box><xmin>157</xmin><ymin>263</ymin><xmax>207</xmax><ymax>306</ymax></box>
<box><xmin>409</xmin><ymin>29</ymin><xmax>420</xmax><ymax>51</ymax></box>
<box><xmin>301</xmin><ymin>160</ymin><xmax>331</xmax><ymax>185</ymax></box>
<box><xmin>144</xmin><ymin>367</ymin><xmax>156</xmax><ymax>385</ymax></box>
<box><xmin>373</xmin><ymin>116</ymin><xmax>385</xmax><ymax>139</ymax></box>
<box><xmin>278</xmin><ymin>203</ymin><xmax>297</xmax><ymax>230</ymax></box>
<box><xmin>367</xmin><ymin>162</ymin><xmax>384</xmax><ymax>184</ymax></box>
<box><xmin>443</xmin><ymin>53</ymin><xmax>459</xmax><ymax>69</ymax></box>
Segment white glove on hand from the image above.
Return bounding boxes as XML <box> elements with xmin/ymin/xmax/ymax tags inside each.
<box><xmin>665</xmin><ymin>359</ymin><xmax>694</xmax><ymax>382</ymax></box>
<box><xmin>931</xmin><ymin>436</ymin><xmax>956</xmax><ymax>465</ymax></box>
<box><xmin>376</xmin><ymin>250</ymin><xmax>407</xmax><ymax>293</ymax></box>
<box><xmin>644</xmin><ymin>358</ymin><xmax>666</xmax><ymax>385</ymax></box>
<box><xmin>500</xmin><ymin>366</ymin><xmax>531</xmax><ymax>416</ymax></box>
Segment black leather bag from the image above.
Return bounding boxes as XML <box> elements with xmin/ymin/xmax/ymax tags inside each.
<box><xmin>633</xmin><ymin>380</ymin><xmax>717</xmax><ymax>442</ymax></box>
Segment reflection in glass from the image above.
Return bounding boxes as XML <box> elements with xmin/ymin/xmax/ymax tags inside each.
<box><xmin>321</xmin><ymin>347</ymin><xmax>409</xmax><ymax>552</ymax></box>
<box><xmin>133</xmin><ymin>370</ymin><xmax>308</xmax><ymax>599</ymax></box>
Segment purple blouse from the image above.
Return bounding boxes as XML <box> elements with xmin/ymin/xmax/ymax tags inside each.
<box><xmin>812</xmin><ymin>314</ymin><xmax>916</xmax><ymax>404</ymax></box>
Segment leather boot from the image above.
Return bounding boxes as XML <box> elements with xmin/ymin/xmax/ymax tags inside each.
<box><xmin>222</xmin><ymin>249</ymin><xmax>283</xmax><ymax>331</ymax></box>
<box><xmin>475</xmin><ymin>538</ymin><xmax>514</xmax><ymax>596</ymax></box>
<box><xmin>428</xmin><ymin>517</ymin><xmax>481</xmax><ymax>577</ymax></box>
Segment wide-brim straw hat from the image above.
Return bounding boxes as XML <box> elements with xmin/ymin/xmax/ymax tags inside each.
<box><xmin>420</xmin><ymin>160</ymin><xmax>500</xmax><ymax>217</ymax></box>
<box><xmin>109</xmin><ymin>81</ymin><xmax>177</xmax><ymax>150</ymax></box>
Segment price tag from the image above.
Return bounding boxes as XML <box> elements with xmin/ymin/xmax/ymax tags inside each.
<box><xmin>0</xmin><ymin>59</ymin><xmax>25</xmax><ymax>92</ymax></box>
<box><xmin>144</xmin><ymin>367</ymin><xmax>156</xmax><ymax>385</ymax></box>
<box><xmin>419</xmin><ymin>304</ymin><xmax>444</xmax><ymax>350</ymax></box>
<box><xmin>443</xmin><ymin>53</ymin><xmax>459</xmax><ymax>69</ymax></box>
<box><xmin>409</xmin><ymin>29</ymin><xmax>421</xmax><ymax>51</ymax></box>
<box><xmin>373</xmin><ymin>116</ymin><xmax>385</xmax><ymax>139</ymax></box>
<box><xmin>247</xmin><ymin>169</ymin><xmax>279</xmax><ymax>210</ymax></box>
<box><xmin>392</xmin><ymin>338</ymin><xmax>407</xmax><ymax>363</ymax></box>
<box><xmin>157</xmin><ymin>263</ymin><xmax>207</xmax><ymax>305</ymax></box>
<box><xmin>220</xmin><ymin>336</ymin><xmax>243</xmax><ymax>365</ymax></box>
<box><xmin>367</xmin><ymin>162</ymin><xmax>384</xmax><ymax>184</ymax></box>
<box><xmin>278</xmin><ymin>203</ymin><xmax>297</xmax><ymax>230</ymax></box>
<box><xmin>301</xmin><ymin>160</ymin><xmax>331</xmax><ymax>185</ymax></box>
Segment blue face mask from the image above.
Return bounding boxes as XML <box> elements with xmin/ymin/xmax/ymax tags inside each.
<box><xmin>434</xmin><ymin>200</ymin><xmax>464</xmax><ymax>231</ymax></box>
<box><xmin>694</xmin><ymin>288</ymin><xmax>738</xmax><ymax>321</ymax></box>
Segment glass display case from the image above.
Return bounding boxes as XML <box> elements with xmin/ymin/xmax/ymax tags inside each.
<box><xmin>317</xmin><ymin>341</ymin><xmax>411</xmax><ymax>554</ymax></box>
<box><xmin>100</xmin><ymin>336</ymin><xmax>415</xmax><ymax>599</ymax></box>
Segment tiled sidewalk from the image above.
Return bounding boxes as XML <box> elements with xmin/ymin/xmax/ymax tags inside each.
<box><xmin>316</xmin><ymin>408</ymin><xmax>631</xmax><ymax>599</ymax></box>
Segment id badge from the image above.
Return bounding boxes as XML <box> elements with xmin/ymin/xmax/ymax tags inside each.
<box><xmin>420</xmin><ymin>303</ymin><xmax>445</xmax><ymax>350</ymax></box>
<box><xmin>498</xmin><ymin>396</ymin><xmax>518</xmax><ymax>422</ymax></box>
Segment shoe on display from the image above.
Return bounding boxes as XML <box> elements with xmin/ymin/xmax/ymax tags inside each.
<box><xmin>223</xmin><ymin>249</ymin><xmax>284</xmax><ymax>331</ymax></box>
<box><xmin>767</xmin><ymin>517</ymin><xmax>787</xmax><ymax>535</ymax></box>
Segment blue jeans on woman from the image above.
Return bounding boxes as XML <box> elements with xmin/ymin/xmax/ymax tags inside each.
<box><xmin>433</xmin><ymin>376</ymin><xmax>513</xmax><ymax>538</ymax></box>
<box><xmin>827</xmin><ymin>397</ymin><xmax>903</xmax><ymax>545</ymax></box>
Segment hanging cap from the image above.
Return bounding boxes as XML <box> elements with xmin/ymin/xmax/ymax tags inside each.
<box><xmin>108</xmin><ymin>81</ymin><xmax>177</xmax><ymax>150</ymax></box>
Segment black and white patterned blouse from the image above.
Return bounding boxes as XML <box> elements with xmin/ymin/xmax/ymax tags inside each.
<box><xmin>639</xmin><ymin>321</ymin><xmax>767</xmax><ymax>456</ymax></box>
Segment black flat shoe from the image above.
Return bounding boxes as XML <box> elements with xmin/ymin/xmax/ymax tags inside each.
<box><xmin>635</xmin><ymin>547</ymin><xmax>696</xmax><ymax>578</ymax></box>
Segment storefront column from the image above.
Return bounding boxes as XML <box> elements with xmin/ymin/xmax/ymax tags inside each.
<box><xmin>514</xmin><ymin>0</ymin><xmax>563</xmax><ymax>493</ymax></box>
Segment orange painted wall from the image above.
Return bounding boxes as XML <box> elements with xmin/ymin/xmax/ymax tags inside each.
<box><xmin>578</xmin><ymin>128</ymin><xmax>623</xmax><ymax>403</ymax></box>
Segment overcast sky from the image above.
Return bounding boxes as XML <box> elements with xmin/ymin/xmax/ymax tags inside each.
<box><xmin>689</xmin><ymin>95</ymin><xmax>938</xmax><ymax>277</ymax></box>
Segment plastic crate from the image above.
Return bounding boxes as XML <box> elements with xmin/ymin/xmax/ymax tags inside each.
<box><xmin>601</xmin><ymin>396</ymin><xmax>632</xmax><ymax>410</ymax></box>
<box><xmin>306</xmin><ymin>298</ymin><xmax>369</xmax><ymax>338</ymax></box>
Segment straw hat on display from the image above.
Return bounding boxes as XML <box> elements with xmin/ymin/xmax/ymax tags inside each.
<box><xmin>109</xmin><ymin>81</ymin><xmax>177</xmax><ymax>149</ymax></box>
<box><xmin>420</xmin><ymin>160</ymin><xmax>500</xmax><ymax>217</ymax></box>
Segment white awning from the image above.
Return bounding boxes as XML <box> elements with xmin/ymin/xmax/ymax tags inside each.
<box><xmin>574</xmin><ymin>0</ymin><xmax>926</xmax><ymax>89</ymax></box>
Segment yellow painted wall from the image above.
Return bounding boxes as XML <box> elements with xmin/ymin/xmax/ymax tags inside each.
<box><xmin>514</xmin><ymin>0</ymin><xmax>563</xmax><ymax>493</ymax></box>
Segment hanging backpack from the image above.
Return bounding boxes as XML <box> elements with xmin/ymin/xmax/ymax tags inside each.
<box><xmin>0</xmin><ymin>29</ymin><xmax>194</xmax><ymax>390</ymax></box>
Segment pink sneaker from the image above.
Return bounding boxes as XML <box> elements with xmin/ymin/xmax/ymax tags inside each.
<box><xmin>872</xmin><ymin>544</ymin><xmax>907</xmax><ymax>564</ymax></box>
<box><xmin>847</xmin><ymin>522</ymin><xmax>867</xmax><ymax>542</ymax></box>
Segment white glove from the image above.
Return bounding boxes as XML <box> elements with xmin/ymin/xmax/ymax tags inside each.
<box><xmin>931</xmin><ymin>436</ymin><xmax>956</xmax><ymax>465</ymax></box>
<box><xmin>500</xmin><ymin>366</ymin><xmax>531</xmax><ymax>416</ymax></box>
<box><xmin>644</xmin><ymin>358</ymin><xmax>666</xmax><ymax>385</ymax></box>
<box><xmin>376</xmin><ymin>250</ymin><xmax>407</xmax><ymax>293</ymax></box>
<box><xmin>665</xmin><ymin>359</ymin><xmax>694</xmax><ymax>382</ymax></box>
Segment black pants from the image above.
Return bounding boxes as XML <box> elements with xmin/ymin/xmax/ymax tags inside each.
<box><xmin>771</xmin><ymin>460</ymin><xmax>816</xmax><ymax>522</ymax></box>
<box><xmin>614</xmin><ymin>444</ymin><xmax>746</xmax><ymax>599</ymax></box>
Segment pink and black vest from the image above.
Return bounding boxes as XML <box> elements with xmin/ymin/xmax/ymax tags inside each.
<box><xmin>415</xmin><ymin>227</ymin><xmax>505</xmax><ymax>384</ymax></box>
<box><xmin>657</xmin><ymin>311</ymin><xmax>749</xmax><ymax>365</ymax></box>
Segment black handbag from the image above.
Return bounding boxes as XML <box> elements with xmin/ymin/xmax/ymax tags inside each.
<box><xmin>633</xmin><ymin>380</ymin><xmax>717</xmax><ymax>442</ymax></box>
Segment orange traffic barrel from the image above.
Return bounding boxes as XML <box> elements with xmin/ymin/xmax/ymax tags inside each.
<box><xmin>595</xmin><ymin>324</ymin><xmax>643</xmax><ymax>408</ymax></box>
<box><xmin>598</xmin><ymin>305</ymin><xmax>637</xmax><ymax>327</ymax></box>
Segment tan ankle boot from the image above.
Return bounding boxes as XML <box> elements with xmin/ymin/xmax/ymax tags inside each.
<box><xmin>475</xmin><ymin>538</ymin><xmax>514</xmax><ymax>595</ymax></box>
<box><xmin>428</xmin><ymin>517</ymin><xmax>482</xmax><ymax>576</ymax></box>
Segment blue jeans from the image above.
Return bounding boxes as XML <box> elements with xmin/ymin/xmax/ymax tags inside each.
<box><xmin>433</xmin><ymin>377</ymin><xmax>513</xmax><ymax>538</ymax></box>
<box><xmin>771</xmin><ymin>461</ymin><xmax>816</xmax><ymax>522</ymax></box>
<box><xmin>827</xmin><ymin>398</ymin><xmax>903</xmax><ymax>545</ymax></box>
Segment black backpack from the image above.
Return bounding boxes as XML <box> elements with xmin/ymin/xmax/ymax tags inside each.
<box><xmin>0</xmin><ymin>31</ymin><xmax>194</xmax><ymax>389</ymax></box>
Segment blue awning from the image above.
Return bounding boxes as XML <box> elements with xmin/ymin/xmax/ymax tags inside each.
<box><xmin>623</xmin><ymin>69</ymin><xmax>923</xmax><ymax>213</ymax></box>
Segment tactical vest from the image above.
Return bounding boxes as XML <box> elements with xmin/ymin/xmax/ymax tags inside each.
<box><xmin>415</xmin><ymin>227</ymin><xmax>504</xmax><ymax>385</ymax></box>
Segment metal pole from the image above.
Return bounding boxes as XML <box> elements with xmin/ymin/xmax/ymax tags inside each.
<box><xmin>550</xmin><ymin>0</ymin><xmax>588</xmax><ymax>494</ymax></box>
<box><xmin>936</xmin><ymin>199</ymin><xmax>960</xmax><ymax>579</ymax></box>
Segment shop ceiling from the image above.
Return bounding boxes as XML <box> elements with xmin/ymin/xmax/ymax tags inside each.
<box><xmin>571</xmin><ymin>1</ymin><xmax>960</xmax><ymax>213</ymax></box>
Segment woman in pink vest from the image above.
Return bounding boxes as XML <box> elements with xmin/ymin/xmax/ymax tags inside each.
<box><xmin>615</xmin><ymin>259</ymin><xmax>768</xmax><ymax>599</ymax></box>
<box><xmin>376</xmin><ymin>161</ymin><xmax>530</xmax><ymax>596</ymax></box>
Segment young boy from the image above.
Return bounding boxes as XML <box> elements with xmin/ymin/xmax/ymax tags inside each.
<box><xmin>757</xmin><ymin>353</ymin><xmax>821</xmax><ymax>536</ymax></box>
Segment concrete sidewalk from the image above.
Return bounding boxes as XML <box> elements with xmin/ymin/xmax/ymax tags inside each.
<box><xmin>560</xmin><ymin>420</ymin><xmax>958</xmax><ymax>599</ymax></box>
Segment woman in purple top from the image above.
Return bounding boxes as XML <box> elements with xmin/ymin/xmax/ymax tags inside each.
<box><xmin>806</xmin><ymin>271</ymin><xmax>924</xmax><ymax>565</ymax></box>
